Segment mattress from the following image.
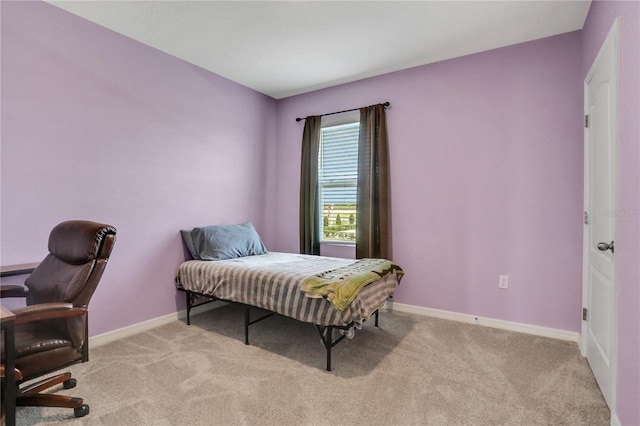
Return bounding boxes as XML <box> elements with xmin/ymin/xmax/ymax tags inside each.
<box><xmin>175</xmin><ymin>252</ymin><xmax>401</xmax><ymax>327</ymax></box>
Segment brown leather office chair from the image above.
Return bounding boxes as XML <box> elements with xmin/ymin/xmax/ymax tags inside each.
<box><xmin>0</xmin><ymin>220</ymin><xmax>116</xmax><ymax>418</ymax></box>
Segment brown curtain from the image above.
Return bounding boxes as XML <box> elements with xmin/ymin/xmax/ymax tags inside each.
<box><xmin>299</xmin><ymin>115</ymin><xmax>322</xmax><ymax>255</ymax></box>
<box><xmin>356</xmin><ymin>104</ymin><xmax>391</xmax><ymax>259</ymax></box>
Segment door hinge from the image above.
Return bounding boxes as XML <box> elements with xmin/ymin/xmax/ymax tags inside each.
<box><xmin>585</xmin><ymin>114</ymin><xmax>590</xmax><ymax>128</ymax></box>
<box><xmin>584</xmin><ymin>211</ymin><xmax>589</xmax><ymax>225</ymax></box>
<box><xmin>583</xmin><ymin>308</ymin><xmax>588</xmax><ymax>321</ymax></box>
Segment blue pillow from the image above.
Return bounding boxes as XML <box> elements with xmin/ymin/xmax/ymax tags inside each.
<box><xmin>180</xmin><ymin>229</ymin><xmax>199</xmax><ymax>260</ymax></box>
<box><xmin>190</xmin><ymin>222</ymin><xmax>267</xmax><ymax>261</ymax></box>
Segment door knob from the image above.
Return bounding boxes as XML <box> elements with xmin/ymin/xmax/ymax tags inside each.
<box><xmin>597</xmin><ymin>241</ymin><xmax>615</xmax><ymax>253</ymax></box>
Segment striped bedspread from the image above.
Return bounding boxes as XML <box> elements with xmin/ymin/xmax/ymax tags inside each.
<box><xmin>175</xmin><ymin>252</ymin><xmax>401</xmax><ymax>327</ymax></box>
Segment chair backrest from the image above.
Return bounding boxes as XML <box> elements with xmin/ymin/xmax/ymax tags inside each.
<box><xmin>24</xmin><ymin>220</ymin><xmax>116</xmax><ymax>349</ymax></box>
<box><xmin>25</xmin><ymin>220</ymin><xmax>116</xmax><ymax>307</ymax></box>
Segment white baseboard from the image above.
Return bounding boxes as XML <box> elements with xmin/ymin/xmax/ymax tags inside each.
<box><xmin>610</xmin><ymin>413</ymin><xmax>620</xmax><ymax>426</ymax></box>
<box><xmin>91</xmin><ymin>299</ymin><xmax>579</xmax><ymax>348</ymax></box>
<box><xmin>385</xmin><ymin>301</ymin><xmax>580</xmax><ymax>342</ymax></box>
<box><xmin>90</xmin><ymin>301</ymin><xmax>221</xmax><ymax>348</ymax></box>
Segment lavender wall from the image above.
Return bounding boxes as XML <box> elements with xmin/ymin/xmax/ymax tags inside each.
<box><xmin>582</xmin><ymin>2</ymin><xmax>640</xmax><ymax>425</ymax></box>
<box><xmin>0</xmin><ymin>1</ymin><xmax>277</xmax><ymax>334</ymax></box>
<box><xmin>274</xmin><ymin>32</ymin><xmax>585</xmax><ymax>333</ymax></box>
<box><xmin>2</xmin><ymin>2</ymin><xmax>637</xmax><ymax>423</ymax></box>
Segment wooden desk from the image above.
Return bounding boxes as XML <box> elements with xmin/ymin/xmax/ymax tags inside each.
<box><xmin>1</xmin><ymin>306</ymin><xmax>17</xmax><ymax>426</ymax></box>
<box><xmin>0</xmin><ymin>263</ymin><xmax>39</xmax><ymax>278</ymax></box>
<box><xmin>1</xmin><ymin>263</ymin><xmax>36</xmax><ymax>426</ymax></box>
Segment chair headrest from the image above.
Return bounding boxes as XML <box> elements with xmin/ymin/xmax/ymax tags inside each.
<box><xmin>48</xmin><ymin>220</ymin><xmax>117</xmax><ymax>265</ymax></box>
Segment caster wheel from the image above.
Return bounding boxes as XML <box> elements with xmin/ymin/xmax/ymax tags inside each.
<box><xmin>74</xmin><ymin>404</ymin><xmax>90</xmax><ymax>418</ymax></box>
<box><xmin>63</xmin><ymin>378</ymin><xmax>76</xmax><ymax>389</ymax></box>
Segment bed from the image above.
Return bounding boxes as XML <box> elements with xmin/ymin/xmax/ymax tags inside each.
<box><xmin>175</xmin><ymin>222</ymin><xmax>403</xmax><ymax>371</ymax></box>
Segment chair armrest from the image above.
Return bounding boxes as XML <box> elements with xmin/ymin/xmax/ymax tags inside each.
<box><xmin>0</xmin><ymin>285</ymin><xmax>29</xmax><ymax>298</ymax></box>
<box><xmin>12</xmin><ymin>303</ymin><xmax>87</xmax><ymax>325</ymax></box>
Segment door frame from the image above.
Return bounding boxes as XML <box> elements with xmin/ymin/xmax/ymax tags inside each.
<box><xmin>580</xmin><ymin>17</ymin><xmax>620</xmax><ymax>413</ymax></box>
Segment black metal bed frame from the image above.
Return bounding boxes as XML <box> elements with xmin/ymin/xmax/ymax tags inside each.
<box><xmin>180</xmin><ymin>288</ymin><xmax>379</xmax><ymax>371</ymax></box>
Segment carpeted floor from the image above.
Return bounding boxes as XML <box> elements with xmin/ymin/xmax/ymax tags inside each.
<box><xmin>15</xmin><ymin>304</ymin><xmax>609</xmax><ymax>425</ymax></box>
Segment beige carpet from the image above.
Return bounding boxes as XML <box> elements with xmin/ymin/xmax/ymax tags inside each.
<box><xmin>15</xmin><ymin>304</ymin><xmax>609</xmax><ymax>425</ymax></box>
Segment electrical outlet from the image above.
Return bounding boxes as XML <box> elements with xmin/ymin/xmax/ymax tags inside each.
<box><xmin>499</xmin><ymin>275</ymin><xmax>509</xmax><ymax>289</ymax></box>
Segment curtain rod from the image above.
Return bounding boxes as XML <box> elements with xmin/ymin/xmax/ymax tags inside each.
<box><xmin>295</xmin><ymin>101</ymin><xmax>390</xmax><ymax>122</ymax></box>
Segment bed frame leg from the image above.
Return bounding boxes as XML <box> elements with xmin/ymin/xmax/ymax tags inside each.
<box><xmin>244</xmin><ymin>305</ymin><xmax>250</xmax><ymax>345</ymax></box>
<box><xmin>186</xmin><ymin>291</ymin><xmax>192</xmax><ymax>325</ymax></box>
<box><xmin>325</xmin><ymin>327</ymin><xmax>333</xmax><ymax>371</ymax></box>
<box><xmin>315</xmin><ymin>325</ymin><xmax>333</xmax><ymax>371</ymax></box>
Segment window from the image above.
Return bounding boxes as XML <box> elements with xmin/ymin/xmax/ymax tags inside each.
<box><xmin>318</xmin><ymin>114</ymin><xmax>359</xmax><ymax>243</ymax></box>
<box><xmin>300</xmin><ymin>103</ymin><xmax>389</xmax><ymax>257</ymax></box>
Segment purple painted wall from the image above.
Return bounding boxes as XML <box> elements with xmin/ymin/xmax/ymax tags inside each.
<box><xmin>0</xmin><ymin>1</ymin><xmax>277</xmax><ymax>334</ymax></box>
<box><xmin>582</xmin><ymin>2</ymin><xmax>640</xmax><ymax>425</ymax></box>
<box><xmin>274</xmin><ymin>32</ymin><xmax>585</xmax><ymax>333</ymax></box>
<box><xmin>2</xmin><ymin>1</ymin><xmax>638</xmax><ymax>423</ymax></box>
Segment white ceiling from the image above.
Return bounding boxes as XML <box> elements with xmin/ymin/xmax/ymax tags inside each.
<box><xmin>47</xmin><ymin>1</ymin><xmax>591</xmax><ymax>100</ymax></box>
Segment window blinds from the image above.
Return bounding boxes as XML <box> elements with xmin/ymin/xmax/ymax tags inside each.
<box><xmin>318</xmin><ymin>122</ymin><xmax>359</xmax><ymax>206</ymax></box>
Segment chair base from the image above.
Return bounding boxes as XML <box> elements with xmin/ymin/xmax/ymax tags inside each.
<box><xmin>17</xmin><ymin>372</ymin><xmax>89</xmax><ymax>418</ymax></box>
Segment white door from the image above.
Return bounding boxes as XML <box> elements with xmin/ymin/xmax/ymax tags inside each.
<box><xmin>582</xmin><ymin>19</ymin><xmax>619</xmax><ymax>410</ymax></box>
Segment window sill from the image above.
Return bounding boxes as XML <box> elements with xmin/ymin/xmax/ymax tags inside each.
<box><xmin>320</xmin><ymin>241</ymin><xmax>355</xmax><ymax>247</ymax></box>
<box><xmin>320</xmin><ymin>242</ymin><xmax>356</xmax><ymax>259</ymax></box>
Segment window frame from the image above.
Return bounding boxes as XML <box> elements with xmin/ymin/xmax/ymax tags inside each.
<box><xmin>318</xmin><ymin>111</ymin><xmax>360</xmax><ymax>245</ymax></box>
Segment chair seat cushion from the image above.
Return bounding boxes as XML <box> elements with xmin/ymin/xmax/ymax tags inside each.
<box><xmin>6</xmin><ymin>322</ymin><xmax>81</xmax><ymax>379</ymax></box>
<box><xmin>14</xmin><ymin>322</ymin><xmax>74</xmax><ymax>358</ymax></box>
<box><xmin>2</xmin><ymin>322</ymin><xmax>81</xmax><ymax>380</ymax></box>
